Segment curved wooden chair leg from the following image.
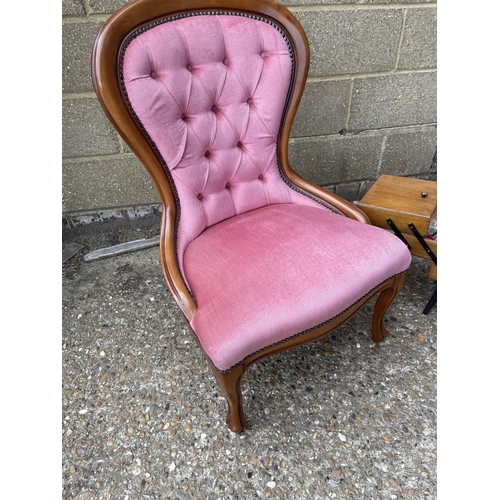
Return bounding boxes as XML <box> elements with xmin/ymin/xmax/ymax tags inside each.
<box><xmin>209</xmin><ymin>362</ymin><xmax>247</xmax><ymax>432</ymax></box>
<box><xmin>371</xmin><ymin>273</ymin><xmax>406</xmax><ymax>343</ymax></box>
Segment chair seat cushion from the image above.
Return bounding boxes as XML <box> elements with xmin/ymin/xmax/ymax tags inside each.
<box><xmin>184</xmin><ymin>203</ymin><xmax>411</xmax><ymax>371</ymax></box>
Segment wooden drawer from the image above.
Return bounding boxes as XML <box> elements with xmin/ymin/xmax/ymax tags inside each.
<box><xmin>357</xmin><ymin>174</ymin><xmax>437</xmax><ymax>237</ymax></box>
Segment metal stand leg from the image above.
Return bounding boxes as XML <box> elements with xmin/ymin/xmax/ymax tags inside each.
<box><xmin>386</xmin><ymin>219</ymin><xmax>438</xmax><ymax>315</ymax></box>
<box><xmin>423</xmin><ymin>289</ymin><xmax>437</xmax><ymax>315</ymax></box>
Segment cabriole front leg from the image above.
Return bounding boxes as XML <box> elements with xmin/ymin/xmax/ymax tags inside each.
<box><xmin>371</xmin><ymin>273</ymin><xmax>406</xmax><ymax>343</ymax></box>
<box><xmin>209</xmin><ymin>362</ymin><xmax>247</xmax><ymax>433</ymax></box>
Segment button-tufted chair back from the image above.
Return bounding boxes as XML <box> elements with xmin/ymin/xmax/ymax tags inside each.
<box><xmin>121</xmin><ymin>12</ymin><xmax>324</xmax><ymax>278</ymax></box>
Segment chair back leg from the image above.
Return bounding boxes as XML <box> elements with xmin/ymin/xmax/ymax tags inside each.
<box><xmin>371</xmin><ymin>273</ymin><xmax>406</xmax><ymax>343</ymax></box>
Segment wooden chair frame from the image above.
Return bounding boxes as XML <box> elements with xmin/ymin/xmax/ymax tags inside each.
<box><xmin>92</xmin><ymin>0</ymin><xmax>406</xmax><ymax>432</ymax></box>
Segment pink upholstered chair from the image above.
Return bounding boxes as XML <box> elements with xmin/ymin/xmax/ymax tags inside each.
<box><xmin>92</xmin><ymin>0</ymin><xmax>411</xmax><ymax>432</ymax></box>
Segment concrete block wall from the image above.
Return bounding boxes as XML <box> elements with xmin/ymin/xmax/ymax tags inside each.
<box><xmin>62</xmin><ymin>0</ymin><xmax>437</xmax><ymax>231</ymax></box>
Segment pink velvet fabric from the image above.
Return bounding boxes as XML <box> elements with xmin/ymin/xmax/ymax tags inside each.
<box><xmin>185</xmin><ymin>204</ymin><xmax>411</xmax><ymax>371</ymax></box>
<box><xmin>122</xmin><ymin>15</ymin><xmax>324</xmax><ymax>279</ymax></box>
<box><xmin>121</xmin><ymin>14</ymin><xmax>412</xmax><ymax>372</ymax></box>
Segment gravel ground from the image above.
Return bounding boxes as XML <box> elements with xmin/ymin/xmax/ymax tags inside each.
<box><xmin>62</xmin><ymin>228</ymin><xmax>437</xmax><ymax>500</ymax></box>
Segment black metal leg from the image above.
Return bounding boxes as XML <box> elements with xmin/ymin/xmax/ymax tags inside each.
<box><xmin>423</xmin><ymin>289</ymin><xmax>437</xmax><ymax>314</ymax></box>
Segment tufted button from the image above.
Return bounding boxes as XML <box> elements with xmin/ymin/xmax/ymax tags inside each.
<box><xmin>204</xmin><ymin>150</ymin><xmax>210</xmax><ymax>158</ymax></box>
<box><xmin>225</xmin><ymin>182</ymin><xmax>230</xmax><ymax>189</ymax></box>
<box><xmin>260</xmin><ymin>51</ymin><xmax>266</xmax><ymax>59</ymax></box>
<box><xmin>237</xmin><ymin>141</ymin><xmax>243</xmax><ymax>148</ymax></box>
<box><xmin>211</xmin><ymin>105</ymin><xmax>218</xmax><ymax>114</ymax></box>
<box><xmin>258</xmin><ymin>174</ymin><xmax>264</xmax><ymax>180</ymax></box>
<box><xmin>180</xmin><ymin>113</ymin><xmax>186</xmax><ymax>121</ymax></box>
<box><xmin>150</xmin><ymin>70</ymin><xmax>157</xmax><ymax>79</ymax></box>
<box><xmin>187</xmin><ymin>63</ymin><xmax>193</xmax><ymax>72</ymax></box>
<box><xmin>197</xmin><ymin>193</ymin><xmax>203</xmax><ymax>200</ymax></box>
<box><xmin>247</xmin><ymin>98</ymin><xmax>253</xmax><ymax>105</ymax></box>
<box><xmin>223</xmin><ymin>58</ymin><xmax>229</xmax><ymax>66</ymax></box>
